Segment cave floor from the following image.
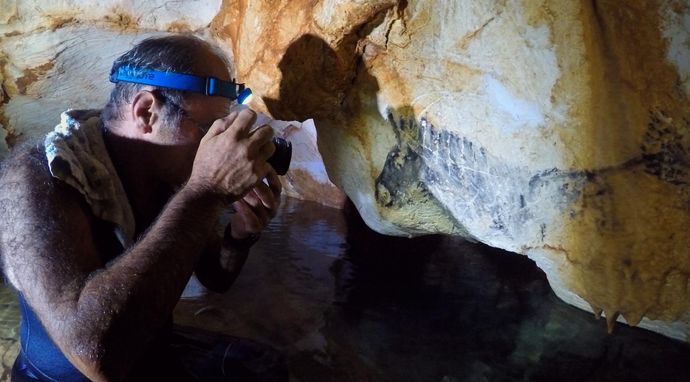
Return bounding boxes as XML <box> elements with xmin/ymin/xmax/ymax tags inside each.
<box><xmin>1</xmin><ymin>197</ymin><xmax>690</xmax><ymax>381</ymax></box>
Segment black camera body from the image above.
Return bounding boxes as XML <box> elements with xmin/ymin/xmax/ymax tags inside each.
<box><xmin>267</xmin><ymin>137</ymin><xmax>292</xmax><ymax>175</ymax></box>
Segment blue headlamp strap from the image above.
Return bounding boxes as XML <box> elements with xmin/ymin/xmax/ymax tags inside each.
<box><xmin>109</xmin><ymin>66</ymin><xmax>252</xmax><ymax>104</ymax></box>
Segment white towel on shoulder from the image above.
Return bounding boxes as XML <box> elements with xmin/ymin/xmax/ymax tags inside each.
<box><xmin>44</xmin><ymin>109</ymin><xmax>135</xmax><ymax>248</ymax></box>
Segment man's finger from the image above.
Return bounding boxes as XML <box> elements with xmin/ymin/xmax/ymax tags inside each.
<box><xmin>265</xmin><ymin>168</ymin><xmax>282</xmax><ymax>198</ymax></box>
<box><xmin>251</xmin><ymin>183</ymin><xmax>277</xmax><ymax>211</ymax></box>
<box><xmin>232</xmin><ymin>109</ymin><xmax>258</xmax><ymax>137</ymax></box>
<box><xmin>247</xmin><ymin>160</ymin><xmax>271</xmax><ymax>185</ymax></box>
<box><xmin>236</xmin><ymin>198</ymin><xmax>269</xmax><ymax>229</ymax></box>
<box><xmin>205</xmin><ymin>111</ymin><xmax>239</xmax><ymax>137</ymax></box>
<box><xmin>249</xmin><ymin>124</ymin><xmax>273</xmax><ymax>142</ymax></box>
<box><xmin>233</xmin><ymin>200</ymin><xmax>263</xmax><ymax>232</ymax></box>
<box><xmin>257</xmin><ymin>139</ymin><xmax>276</xmax><ymax>161</ymax></box>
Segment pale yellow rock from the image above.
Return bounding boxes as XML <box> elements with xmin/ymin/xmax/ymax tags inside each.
<box><xmin>0</xmin><ymin>27</ymin><xmax>167</xmax><ymax>136</ymax></box>
<box><xmin>0</xmin><ymin>0</ymin><xmax>227</xmax><ymax>139</ymax></box>
<box><xmin>0</xmin><ymin>0</ymin><xmax>17</xmax><ymax>25</ymax></box>
<box><xmin>270</xmin><ymin>119</ymin><xmax>347</xmax><ymax>209</ymax></box>
<box><xmin>0</xmin><ymin>0</ymin><xmax>221</xmax><ymax>34</ymax></box>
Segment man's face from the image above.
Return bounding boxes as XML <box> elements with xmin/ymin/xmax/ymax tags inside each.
<box><xmin>154</xmin><ymin>54</ymin><xmax>236</xmax><ymax>186</ymax></box>
<box><xmin>154</xmin><ymin>94</ymin><xmax>234</xmax><ymax>187</ymax></box>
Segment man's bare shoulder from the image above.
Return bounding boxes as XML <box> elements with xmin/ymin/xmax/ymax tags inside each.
<box><xmin>0</xmin><ymin>141</ymin><xmax>52</xmax><ymax>196</ymax></box>
<box><xmin>0</xmin><ymin>142</ymin><xmax>60</xmax><ymax>227</ymax></box>
<box><xmin>0</xmin><ymin>139</ymin><xmax>94</xmax><ymax>210</ymax></box>
<box><xmin>0</xmin><ymin>141</ymin><xmax>82</xmax><ymax>222</ymax></box>
<box><xmin>0</xmin><ymin>141</ymin><xmax>97</xmax><ymax>291</ymax></box>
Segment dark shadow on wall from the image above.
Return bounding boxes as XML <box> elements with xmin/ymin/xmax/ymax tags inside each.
<box><xmin>263</xmin><ymin>1</ymin><xmax>397</xmax><ymax>121</ymax></box>
<box><xmin>263</xmin><ymin>34</ymin><xmax>344</xmax><ymax>123</ymax></box>
<box><xmin>264</xmin><ymin>33</ymin><xmax>459</xmax><ymax>234</ymax></box>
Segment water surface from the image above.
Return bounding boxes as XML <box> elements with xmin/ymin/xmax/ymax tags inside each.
<box><xmin>175</xmin><ymin>198</ymin><xmax>690</xmax><ymax>382</ymax></box>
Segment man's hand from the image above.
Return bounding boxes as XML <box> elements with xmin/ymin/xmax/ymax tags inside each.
<box><xmin>187</xmin><ymin>109</ymin><xmax>275</xmax><ymax>203</ymax></box>
<box><xmin>194</xmin><ymin>168</ymin><xmax>282</xmax><ymax>293</ymax></box>
<box><xmin>229</xmin><ymin>168</ymin><xmax>283</xmax><ymax>240</ymax></box>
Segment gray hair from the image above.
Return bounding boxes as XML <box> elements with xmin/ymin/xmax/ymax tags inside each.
<box><xmin>102</xmin><ymin>34</ymin><xmax>233</xmax><ymax>129</ymax></box>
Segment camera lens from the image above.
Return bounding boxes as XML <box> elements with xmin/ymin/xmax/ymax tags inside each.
<box><xmin>267</xmin><ymin>137</ymin><xmax>292</xmax><ymax>175</ymax></box>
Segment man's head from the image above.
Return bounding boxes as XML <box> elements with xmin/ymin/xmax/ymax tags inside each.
<box><xmin>103</xmin><ymin>34</ymin><xmax>236</xmax><ymax>136</ymax></box>
<box><xmin>103</xmin><ymin>34</ymin><xmax>237</xmax><ymax>184</ymax></box>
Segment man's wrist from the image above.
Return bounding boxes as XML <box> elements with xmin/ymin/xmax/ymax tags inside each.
<box><xmin>180</xmin><ymin>181</ymin><xmax>228</xmax><ymax>207</ymax></box>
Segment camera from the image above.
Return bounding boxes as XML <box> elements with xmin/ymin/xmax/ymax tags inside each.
<box><xmin>268</xmin><ymin>137</ymin><xmax>292</xmax><ymax>175</ymax></box>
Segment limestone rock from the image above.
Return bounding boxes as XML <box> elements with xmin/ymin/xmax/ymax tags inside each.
<box><xmin>0</xmin><ymin>0</ymin><xmax>221</xmax><ymax>34</ymax></box>
<box><xmin>0</xmin><ymin>0</ymin><xmax>17</xmax><ymax>25</ymax></box>
<box><xmin>1</xmin><ymin>27</ymin><xmax>163</xmax><ymax>141</ymax></box>
<box><xmin>224</xmin><ymin>0</ymin><xmax>690</xmax><ymax>340</ymax></box>
<box><xmin>0</xmin><ymin>0</ymin><xmax>224</xmax><ymax>139</ymax></box>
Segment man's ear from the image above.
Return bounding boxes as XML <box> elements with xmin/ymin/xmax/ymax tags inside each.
<box><xmin>131</xmin><ymin>90</ymin><xmax>162</xmax><ymax>134</ymax></box>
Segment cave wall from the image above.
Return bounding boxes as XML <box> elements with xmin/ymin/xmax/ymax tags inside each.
<box><xmin>1</xmin><ymin>0</ymin><xmax>690</xmax><ymax>340</ymax></box>
<box><xmin>220</xmin><ymin>0</ymin><xmax>690</xmax><ymax>340</ymax></box>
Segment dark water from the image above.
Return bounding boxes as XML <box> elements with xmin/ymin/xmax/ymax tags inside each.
<box><xmin>174</xmin><ymin>197</ymin><xmax>690</xmax><ymax>382</ymax></box>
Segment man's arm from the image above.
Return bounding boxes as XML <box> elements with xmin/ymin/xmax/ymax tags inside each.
<box><xmin>195</xmin><ymin>170</ymin><xmax>282</xmax><ymax>293</ymax></box>
<box><xmin>1</xmin><ymin>152</ymin><xmax>224</xmax><ymax>380</ymax></box>
<box><xmin>195</xmin><ymin>230</ymin><xmax>252</xmax><ymax>293</ymax></box>
<box><xmin>0</xmin><ymin>110</ymin><xmax>275</xmax><ymax>381</ymax></box>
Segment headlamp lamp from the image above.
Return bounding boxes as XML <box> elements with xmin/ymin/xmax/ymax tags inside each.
<box><xmin>109</xmin><ymin>65</ymin><xmax>290</xmax><ymax>175</ymax></box>
<box><xmin>109</xmin><ymin>66</ymin><xmax>253</xmax><ymax>105</ymax></box>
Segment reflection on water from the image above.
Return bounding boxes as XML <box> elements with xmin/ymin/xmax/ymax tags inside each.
<box><xmin>175</xmin><ymin>197</ymin><xmax>690</xmax><ymax>382</ymax></box>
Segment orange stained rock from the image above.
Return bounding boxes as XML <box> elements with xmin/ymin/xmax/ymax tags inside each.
<box><xmin>556</xmin><ymin>0</ymin><xmax>690</xmax><ymax>329</ymax></box>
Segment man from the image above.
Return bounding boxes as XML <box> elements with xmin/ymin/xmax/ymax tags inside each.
<box><xmin>0</xmin><ymin>35</ymin><xmax>287</xmax><ymax>381</ymax></box>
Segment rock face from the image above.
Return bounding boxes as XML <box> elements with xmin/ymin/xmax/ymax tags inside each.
<box><xmin>221</xmin><ymin>0</ymin><xmax>690</xmax><ymax>340</ymax></box>
<box><xmin>2</xmin><ymin>1</ymin><xmax>690</xmax><ymax>341</ymax></box>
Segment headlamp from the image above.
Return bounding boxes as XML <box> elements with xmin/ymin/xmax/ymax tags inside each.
<box><xmin>109</xmin><ymin>66</ymin><xmax>253</xmax><ymax>105</ymax></box>
<box><xmin>110</xmin><ymin>66</ymin><xmax>290</xmax><ymax>175</ymax></box>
